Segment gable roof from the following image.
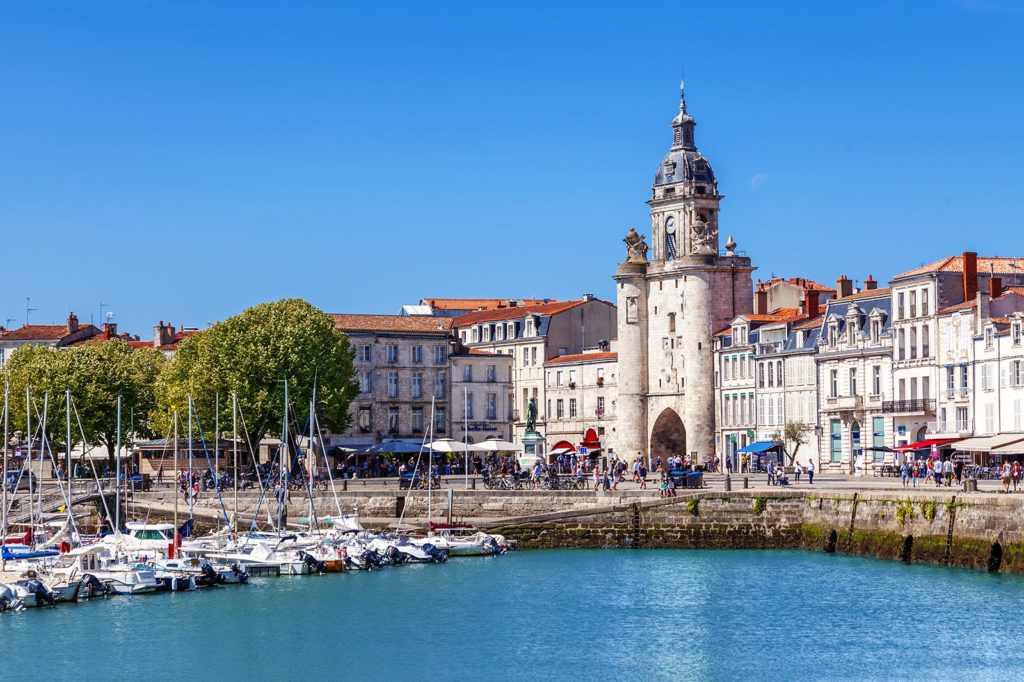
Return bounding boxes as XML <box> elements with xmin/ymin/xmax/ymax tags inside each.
<box><xmin>332</xmin><ymin>314</ymin><xmax>454</xmax><ymax>334</ymax></box>
<box><xmin>453</xmin><ymin>299</ymin><xmax>610</xmax><ymax>326</ymax></box>
<box><xmin>895</xmin><ymin>256</ymin><xmax>1024</xmax><ymax>279</ymax></box>
<box><xmin>544</xmin><ymin>351</ymin><xmax>617</xmax><ymax>365</ymax></box>
<box><xmin>0</xmin><ymin>324</ymin><xmax>101</xmax><ymax>343</ymax></box>
<box><xmin>421</xmin><ymin>298</ymin><xmax>555</xmax><ymax>312</ymax></box>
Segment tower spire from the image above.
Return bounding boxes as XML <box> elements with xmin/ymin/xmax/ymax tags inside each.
<box><xmin>679</xmin><ymin>69</ymin><xmax>687</xmax><ymax>114</ymax></box>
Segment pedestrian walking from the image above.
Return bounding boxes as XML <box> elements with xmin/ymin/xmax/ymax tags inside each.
<box><xmin>806</xmin><ymin>459</ymin><xmax>814</xmax><ymax>485</ymax></box>
<box><xmin>1012</xmin><ymin>460</ymin><xmax>1022</xmax><ymax>492</ymax></box>
<box><xmin>793</xmin><ymin>463</ymin><xmax>802</xmax><ymax>483</ymax></box>
<box><xmin>900</xmin><ymin>461</ymin><xmax>910</xmax><ymax>488</ymax></box>
<box><xmin>1001</xmin><ymin>461</ymin><xmax>1013</xmax><ymax>493</ymax></box>
<box><xmin>767</xmin><ymin>461</ymin><xmax>776</xmax><ymax>486</ymax></box>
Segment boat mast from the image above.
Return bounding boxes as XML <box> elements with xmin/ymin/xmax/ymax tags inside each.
<box><xmin>214</xmin><ymin>393</ymin><xmax>220</xmax><ymax>500</ymax></box>
<box><xmin>232</xmin><ymin>393</ymin><xmax>238</xmax><ymax>532</ymax></box>
<box><xmin>38</xmin><ymin>393</ymin><xmax>49</xmax><ymax>531</ymax></box>
<box><xmin>65</xmin><ymin>389</ymin><xmax>72</xmax><ymax>524</ymax></box>
<box><xmin>26</xmin><ymin>385</ymin><xmax>32</xmax><ymax>539</ymax></box>
<box><xmin>2</xmin><ymin>380</ymin><xmax>9</xmax><ymax>559</ymax></box>
<box><xmin>115</xmin><ymin>395</ymin><xmax>121</xmax><ymax>533</ymax></box>
<box><xmin>427</xmin><ymin>396</ymin><xmax>435</xmax><ymax>528</ymax></box>
<box><xmin>308</xmin><ymin>394</ymin><xmax>315</xmax><ymax>532</ymax></box>
<box><xmin>464</xmin><ymin>385</ymin><xmax>469</xmax><ymax>490</ymax></box>
<box><xmin>187</xmin><ymin>394</ymin><xmax>194</xmax><ymax>525</ymax></box>
<box><xmin>279</xmin><ymin>380</ymin><xmax>288</xmax><ymax>532</ymax></box>
<box><xmin>173</xmin><ymin>409</ymin><xmax>179</xmax><ymax>544</ymax></box>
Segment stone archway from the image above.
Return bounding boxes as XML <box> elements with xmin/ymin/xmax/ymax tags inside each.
<box><xmin>650</xmin><ymin>408</ymin><xmax>686</xmax><ymax>465</ymax></box>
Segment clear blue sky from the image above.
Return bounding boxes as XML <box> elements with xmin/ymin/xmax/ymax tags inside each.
<box><xmin>2</xmin><ymin>1</ymin><xmax>1022</xmax><ymax>335</ymax></box>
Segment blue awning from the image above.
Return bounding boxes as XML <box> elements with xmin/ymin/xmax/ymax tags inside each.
<box><xmin>736</xmin><ymin>440</ymin><xmax>781</xmax><ymax>454</ymax></box>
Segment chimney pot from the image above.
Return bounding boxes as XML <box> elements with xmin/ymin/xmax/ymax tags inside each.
<box><xmin>990</xmin><ymin>276</ymin><xmax>1003</xmax><ymax>299</ymax></box>
<box><xmin>963</xmin><ymin>251</ymin><xmax>978</xmax><ymax>302</ymax></box>
<box><xmin>66</xmin><ymin>312</ymin><xmax>79</xmax><ymax>334</ymax></box>
<box><xmin>835</xmin><ymin>275</ymin><xmax>853</xmax><ymax>300</ymax></box>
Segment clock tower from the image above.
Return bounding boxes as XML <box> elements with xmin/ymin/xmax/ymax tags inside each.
<box><xmin>614</xmin><ymin>81</ymin><xmax>755</xmax><ymax>465</ymax></box>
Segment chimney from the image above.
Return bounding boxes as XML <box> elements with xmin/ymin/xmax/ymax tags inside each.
<box><xmin>153</xmin><ymin>321</ymin><xmax>175</xmax><ymax>348</ymax></box>
<box><xmin>990</xmin><ymin>276</ymin><xmax>1003</xmax><ymax>299</ymax></box>
<box><xmin>864</xmin><ymin>275</ymin><xmax>877</xmax><ymax>291</ymax></box>
<box><xmin>66</xmin><ymin>312</ymin><xmax>79</xmax><ymax>334</ymax></box>
<box><xmin>836</xmin><ymin>275</ymin><xmax>853</xmax><ymax>300</ymax></box>
<box><xmin>805</xmin><ymin>289</ymin><xmax>821</xmax><ymax>318</ymax></box>
<box><xmin>962</xmin><ymin>251</ymin><xmax>978</xmax><ymax>302</ymax></box>
<box><xmin>755</xmin><ymin>282</ymin><xmax>768</xmax><ymax>315</ymax></box>
<box><xmin>976</xmin><ymin>290</ymin><xmax>991</xmax><ymax>331</ymax></box>
<box><xmin>102</xmin><ymin>322</ymin><xmax>117</xmax><ymax>338</ymax></box>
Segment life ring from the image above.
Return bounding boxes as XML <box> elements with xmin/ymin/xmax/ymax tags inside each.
<box><xmin>337</xmin><ymin>548</ymin><xmax>347</xmax><ymax>559</ymax></box>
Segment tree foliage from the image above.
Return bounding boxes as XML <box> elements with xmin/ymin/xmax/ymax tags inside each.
<box><xmin>153</xmin><ymin>299</ymin><xmax>358</xmax><ymax>455</ymax></box>
<box><xmin>2</xmin><ymin>340</ymin><xmax>166</xmax><ymax>459</ymax></box>
<box><xmin>782</xmin><ymin>419</ymin><xmax>813</xmax><ymax>465</ymax></box>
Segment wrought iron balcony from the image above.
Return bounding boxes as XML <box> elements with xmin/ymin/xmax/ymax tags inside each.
<box><xmin>882</xmin><ymin>399</ymin><xmax>936</xmax><ymax>414</ymax></box>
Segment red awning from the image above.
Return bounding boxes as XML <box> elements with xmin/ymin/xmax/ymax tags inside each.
<box><xmin>550</xmin><ymin>440</ymin><xmax>576</xmax><ymax>453</ymax></box>
<box><xmin>893</xmin><ymin>438</ymin><xmax>961</xmax><ymax>452</ymax></box>
<box><xmin>581</xmin><ymin>427</ymin><xmax>601</xmax><ymax>449</ymax></box>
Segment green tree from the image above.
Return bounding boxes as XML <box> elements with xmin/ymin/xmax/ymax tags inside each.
<box><xmin>781</xmin><ymin>420</ymin><xmax>812</xmax><ymax>466</ymax></box>
<box><xmin>153</xmin><ymin>299</ymin><xmax>358</xmax><ymax>456</ymax></box>
<box><xmin>2</xmin><ymin>340</ymin><xmax>166</xmax><ymax>463</ymax></box>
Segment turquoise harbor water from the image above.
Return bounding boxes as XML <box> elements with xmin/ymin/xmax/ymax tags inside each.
<box><xmin>4</xmin><ymin>549</ymin><xmax>1024</xmax><ymax>681</ymax></box>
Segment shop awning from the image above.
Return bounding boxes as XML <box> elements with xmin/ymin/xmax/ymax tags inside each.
<box><xmin>989</xmin><ymin>435</ymin><xmax>1024</xmax><ymax>456</ymax></box>
<box><xmin>893</xmin><ymin>438</ymin><xmax>960</xmax><ymax>452</ymax></box>
<box><xmin>736</xmin><ymin>440</ymin><xmax>781</xmax><ymax>454</ymax></box>
<box><xmin>953</xmin><ymin>434</ymin><xmax>1024</xmax><ymax>453</ymax></box>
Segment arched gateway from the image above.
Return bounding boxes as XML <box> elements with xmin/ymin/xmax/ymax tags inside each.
<box><xmin>650</xmin><ymin>408</ymin><xmax>686</xmax><ymax>464</ymax></box>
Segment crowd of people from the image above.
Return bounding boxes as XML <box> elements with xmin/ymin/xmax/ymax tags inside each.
<box><xmin>899</xmin><ymin>458</ymin><xmax>964</xmax><ymax>489</ymax></box>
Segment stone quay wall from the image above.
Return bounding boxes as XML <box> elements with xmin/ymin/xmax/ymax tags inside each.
<box><xmin>131</xmin><ymin>486</ymin><xmax>1024</xmax><ymax>574</ymax></box>
<box><xmin>484</xmin><ymin>490</ymin><xmax>1024</xmax><ymax>575</ymax></box>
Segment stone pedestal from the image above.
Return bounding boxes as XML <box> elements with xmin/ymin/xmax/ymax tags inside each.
<box><xmin>519</xmin><ymin>430</ymin><xmax>546</xmax><ymax>468</ymax></box>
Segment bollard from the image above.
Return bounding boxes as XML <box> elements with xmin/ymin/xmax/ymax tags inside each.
<box><xmin>343</xmin><ymin>479</ymin><xmax>348</xmax><ymax>492</ymax></box>
<box><xmin>471</xmin><ymin>478</ymin><xmax>476</xmax><ymax>490</ymax></box>
<box><xmin>724</xmin><ymin>475</ymin><xmax>731</xmax><ymax>492</ymax></box>
<box><xmin>743</xmin><ymin>477</ymin><xmax>749</xmax><ymax>489</ymax></box>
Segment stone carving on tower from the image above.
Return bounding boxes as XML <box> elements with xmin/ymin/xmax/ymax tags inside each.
<box><xmin>689</xmin><ymin>209</ymin><xmax>717</xmax><ymax>255</ymax></box>
<box><xmin>623</xmin><ymin>227</ymin><xmax>649</xmax><ymax>264</ymax></box>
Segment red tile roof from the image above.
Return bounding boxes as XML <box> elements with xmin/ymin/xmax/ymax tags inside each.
<box><xmin>763</xmin><ymin>277</ymin><xmax>834</xmax><ymax>293</ymax></box>
<box><xmin>896</xmin><ymin>255</ymin><xmax>1024</xmax><ymax>279</ymax></box>
<box><xmin>453</xmin><ymin>299</ymin><xmax>611</xmax><ymax>326</ymax></box>
<box><xmin>939</xmin><ymin>300</ymin><xmax>977</xmax><ymax>314</ymax></box>
<box><xmin>545</xmin><ymin>352</ymin><xmax>617</xmax><ymax>365</ymax></box>
<box><xmin>0</xmin><ymin>324</ymin><xmax>100</xmax><ymax>342</ymax></box>
<box><xmin>793</xmin><ymin>315</ymin><xmax>825</xmax><ymax>330</ymax></box>
<box><xmin>421</xmin><ymin>298</ymin><xmax>555</xmax><ymax>311</ymax></box>
<box><xmin>836</xmin><ymin>287</ymin><xmax>891</xmax><ymax>301</ymax></box>
<box><xmin>332</xmin><ymin>314</ymin><xmax>454</xmax><ymax>333</ymax></box>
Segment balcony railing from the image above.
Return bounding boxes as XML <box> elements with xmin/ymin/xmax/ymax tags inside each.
<box><xmin>825</xmin><ymin>395</ymin><xmax>862</xmax><ymax>411</ymax></box>
<box><xmin>882</xmin><ymin>399</ymin><xmax>936</xmax><ymax>414</ymax></box>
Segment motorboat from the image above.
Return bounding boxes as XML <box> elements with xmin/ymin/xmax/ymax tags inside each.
<box><xmin>47</xmin><ymin>544</ymin><xmax>160</xmax><ymax>595</ymax></box>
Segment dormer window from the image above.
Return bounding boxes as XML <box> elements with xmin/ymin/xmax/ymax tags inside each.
<box><xmin>525</xmin><ymin>317</ymin><xmax>535</xmax><ymax>337</ymax></box>
<box><xmin>828</xmin><ymin>323</ymin><xmax>838</xmax><ymax>348</ymax></box>
<box><xmin>847</xmin><ymin>322</ymin><xmax>857</xmax><ymax>347</ymax></box>
<box><xmin>985</xmin><ymin>326</ymin><xmax>994</xmax><ymax>350</ymax></box>
<box><xmin>1013</xmin><ymin>322</ymin><xmax>1022</xmax><ymax>347</ymax></box>
<box><xmin>871</xmin><ymin>319</ymin><xmax>881</xmax><ymax>344</ymax></box>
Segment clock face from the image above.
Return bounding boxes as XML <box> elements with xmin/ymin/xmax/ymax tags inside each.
<box><xmin>666</xmin><ymin>217</ymin><xmax>676</xmax><ymax>235</ymax></box>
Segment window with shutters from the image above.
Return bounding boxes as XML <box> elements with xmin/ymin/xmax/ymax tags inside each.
<box><xmin>411</xmin><ymin>345</ymin><xmax>423</xmax><ymax>363</ymax></box>
<box><xmin>411</xmin><ymin>372</ymin><xmax>423</xmax><ymax>399</ymax></box>
<box><xmin>921</xmin><ymin>325</ymin><xmax>930</xmax><ymax>358</ymax></box>
<box><xmin>387</xmin><ymin>372</ymin><xmax>399</xmax><ymax>398</ymax></box>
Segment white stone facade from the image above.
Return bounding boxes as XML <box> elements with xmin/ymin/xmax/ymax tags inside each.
<box><xmin>543</xmin><ymin>349</ymin><xmax>618</xmax><ymax>457</ymax></box>
<box><xmin>450</xmin><ymin>351</ymin><xmax>514</xmax><ymax>444</ymax></box>
<box><xmin>615</xmin><ymin>87</ymin><xmax>754</xmax><ymax>466</ymax></box>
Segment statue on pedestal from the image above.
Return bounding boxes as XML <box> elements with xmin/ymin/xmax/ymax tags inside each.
<box><xmin>525</xmin><ymin>397</ymin><xmax>538</xmax><ymax>434</ymax></box>
<box><xmin>623</xmin><ymin>227</ymin><xmax>649</xmax><ymax>264</ymax></box>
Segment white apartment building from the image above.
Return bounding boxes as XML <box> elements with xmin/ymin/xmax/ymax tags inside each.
<box><xmin>815</xmin><ymin>287</ymin><xmax>895</xmax><ymax>474</ymax></box>
<box><xmin>543</xmin><ymin>348</ymin><xmax>618</xmax><ymax>459</ymax></box>
<box><xmin>450</xmin><ymin>350</ymin><xmax>514</xmax><ymax>445</ymax></box>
